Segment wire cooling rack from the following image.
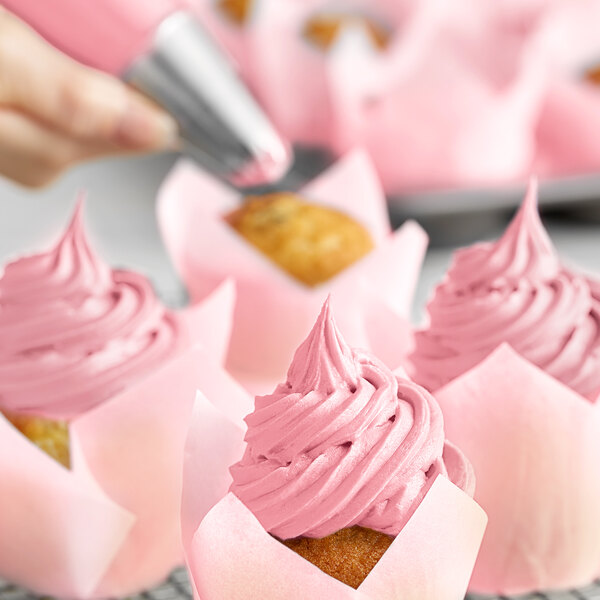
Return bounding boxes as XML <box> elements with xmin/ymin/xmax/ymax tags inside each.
<box><xmin>2</xmin><ymin>568</ymin><xmax>600</xmax><ymax>600</ymax></box>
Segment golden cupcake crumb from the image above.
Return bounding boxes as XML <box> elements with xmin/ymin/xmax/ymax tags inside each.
<box><xmin>4</xmin><ymin>412</ymin><xmax>70</xmax><ymax>468</ymax></box>
<box><xmin>226</xmin><ymin>192</ymin><xmax>374</xmax><ymax>287</ymax></box>
<box><xmin>281</xmin><ymin>526</ymin><xmax>394</xmax><ymax>589</ymax></box>
<box><xmin>217</xmin><ymin>0</ymin><xmax>253</xmax><ymax>25</ymax></box>
<box><xmin>585</xmin><ymin>65</ymin><xmax>600</xmax><ymax>86</ymax></box>
<box><xmin>304</xmin><ymin>14</ymin><xmax>391</xmax><ymax>52</ymax></box>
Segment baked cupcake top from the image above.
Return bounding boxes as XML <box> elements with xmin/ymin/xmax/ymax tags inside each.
<box><xmin>229</xmin><ymin>297</ymin><xmax>473</xmax><ymax>539</ymax></box>
<box><xmin>412</xmin><ymin>182</ymin><xmax>600</xmax><ymax>398</ymax></box>
<box><xmin>226</xmin><ymin>192</ymin><xmax>374</xmax><ymax>287</ymax></box>
<box><xmin>0</xmin><ymin>203</ymin><xmax>181</xmax><ymax>419</ymax></box>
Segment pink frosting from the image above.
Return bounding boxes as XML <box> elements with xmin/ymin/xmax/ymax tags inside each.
<box><xmin>412</xmin><ymin>181</ymin><xmax>600</xmax><ymax>399</ymax></box>
<box><xmin>229</xmin><ymin>298</ymin><xmax>474</xmax><ymax>540</ymax></box>
<box><xmin>0</xmin><ymin>203</ymin><xmax>181</xmax><ymax>420</ymax></box>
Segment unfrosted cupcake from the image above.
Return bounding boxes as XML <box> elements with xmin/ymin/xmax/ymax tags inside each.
<box><xmin>158</xmin><ymin>151</ymin><xmax>426</xmax><ymax>391</ymax></box>
<box><xmin>303</xmin><ymin>12</ymin><xmax>392</xmax><ymax>52</ymax></box>
<box><xmin>411</xmin><ymin>181</ymin><xmax>600</xmax><ymax>399</ymax></box>
<box><xmin>228</xmin><ymin>298</ymin><xmax>474</xmax><ymax>588</ymax></box>
<box><xmin>226</xmin><ymin>191</ymin><xmax>374</xmax><ymax>287</ymax></box>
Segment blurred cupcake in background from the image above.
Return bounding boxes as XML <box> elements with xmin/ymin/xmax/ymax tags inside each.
<box><xmin>0</xmin><ymin>202</ymin><xmax>237</xmax><ymax>598</ymax></box>
<box><xmin>531</xmin><ymin>0</ymin><xmax>600</xmax><ymax>178</ymax></box>
<box><xmin>407</xmin><ymin>182</ymin><xmax>600</xmax><ymax>594</ymax></box>
<box><xmin>194</xmin><ymin>0</ymin><xmax>600</xmax><ymax>193</ymax></box>
<box><xmin>180</xmin><ymin>298</ymin><xmax>486</xmax><ymax>599</ymax></box>
<box><xmin>158</xmin><ymin>150</ymin><xmax>427</xmax><ymax>392</ymax></box>
<box><xmin>192</xmin><ymin>0</ymin><xmax>550</xmax><ymax>193</ymax></box>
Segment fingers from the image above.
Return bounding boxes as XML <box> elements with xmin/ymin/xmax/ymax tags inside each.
<box><xmin>0</xmin><ymin>10</ymin><xmax>178</xmax><ymax>150</ymax></box>
<box><xmin>0</xmin><ymin>109</ymin><xmax>136</xmax><ymax>188</ymax></box>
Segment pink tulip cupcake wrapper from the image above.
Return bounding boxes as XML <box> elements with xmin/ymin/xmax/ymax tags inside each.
<box><xmin>198</xmin><ymin>0</ymin><xmax>600</xmax><ymax>190</ymax></box>
<box><xmin>0</xmin><ymin>280</ymin><xmax>237</xmax><ymax>599</ymax></box>
<box><xmin>531</xmin><ymin>1</ymin><xmax>600</xmax><ymax>177</ymax></box>
<box><xmin>434</xmin><ymin>344</ymin><xmax>600</xmax><ymax>595</ymax></box>
<box><xmin>181</xmin><ymin>389</ymin><xmax>487</xmax><ymax>600</ymax></box>
<box><xmin>194</xmin><ymin>0</ymin><xmax>556</xmax><ymax>192</ymax></box>
<box><xmin>158</xmin><ymin>149</ymin><xmax>427</xmax><ymax>393</ymax></box>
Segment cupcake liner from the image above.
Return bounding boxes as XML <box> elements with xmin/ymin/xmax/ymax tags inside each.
<box><xmin>535</xmin><ymin>80</ymin><xmax>600</xmax><ymax>177</ymax></box>
<box><xmin>193</xmin><ymin>0</ymin><xmax>551</xmax><ymax>193</ymax></box>
<box><xmin>158</xmin><ymin>150</ymin><xmax>426</xmax><ymax>393</ymax></box>
<box><xmin>245</xmin><ymin>0</ymin><xmax>454</xmax><ymax>154</ymax></box>
<box><xmin>245</xmin><ymin>0</ymin><xmax>344</xmax><ymax>148</ymax></box>
<box><xmin>345</xmin><ymin>1</ymin><xmax>548</xmax><ymax>192</ymax></box>
<box><xmin>435</xmin><ymin>344</ymin><xmax>600</xmax><ymax>595</ymax></box>
<box><xmin>181</xmin><ymin>392</ymin><xmax>487</xmax><ymax>600</ymax></box>
<box><xmin>531</xmin><ymin>0</ymin><xmax>600</xmax><ymax>177</ymax></box>
<box><xmin>191</xmin><ymin>0</ymin><xmax>255</xmax><ymax>77</ymax></box>
<box><xmin>0</xmin><ymin>414</ymin><xmax>133</xmax><ymax>599</ymax></box>
<box><xmin>0</xmin><ymin>282</ymin><xmax>236</xmax><ymax>599</ymax></box>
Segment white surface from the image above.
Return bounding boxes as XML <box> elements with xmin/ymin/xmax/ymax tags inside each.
<box><xmin>0</xmin><ymin>153</ymin><xmax>598</xmax><ymax>320</ymax></box>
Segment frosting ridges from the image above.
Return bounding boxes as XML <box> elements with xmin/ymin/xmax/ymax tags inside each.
<box><xmin>412</xmin><ymin>181</ymin><xmax>600</xmax><ymax>398</ymax></box>
<box><xmin>230</xmin><ymin>298</ymin><xmax>473</xmax><ymax>539</ymax></box>
<box><xmin>0</xmin><ymin>202</ymin><xmax>180</xmax><ymax>419</ymax></box>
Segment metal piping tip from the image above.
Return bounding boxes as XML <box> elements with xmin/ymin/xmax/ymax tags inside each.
<box><xmin>230</xmin><ymin>141</ymin><xmax>293</xmax><ymax>188</ymax></box>
<box><xmin>125</xmin><ymin>11</ymin><xmax>292</xmax><ymax>186</ymax></box>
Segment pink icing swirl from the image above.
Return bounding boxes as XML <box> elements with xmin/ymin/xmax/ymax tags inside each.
<box><xmin>229</xmin><ymin>298</ymin><xmax>474</xmax><ymax>539</ymax></box>
<box><xmin>0</xmin><ymin>203</ymin><xmax>181</xmax><ymax>419</ymax></box>
<box><xmin>412</xmin><ymin>181</ymin><xmax>600</xmax><ymax>399</ymax></box>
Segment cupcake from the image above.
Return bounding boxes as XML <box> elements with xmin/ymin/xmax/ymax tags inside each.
<box><xmin>216</xmin><ymin>0</ymin><xmax>252</xmax><ymax>26</ymax></box>
<box><xmin>411</xmin><ymin>180</ymin><xmax>600</xmax><ymax>399</ymax></box>
<box><xmin>180</xmin><ymin>299</ymin><xmax>487</xmax><ymax>599</ymax></box>
<box><xmin>225</xmin><ymin>191</ymin><xmax>374</xmax><ymax>287</ymax></box>
<box><xmin>302</xmin><ymin>12</ymin><xmax>392</xmax><ymax>52</ymax></box>
<box><xmin>159</xmin><ymin>151</ymin><xmax>426</xmax><ymax>391</ymax></box>
<box><xmin>404</xmin><ymin>182</ymin><xmax>600</xmax><ymax>594</ymax></box>
<box><xmin>193</xmin><ymin>0</ymin><xmax>547</xmax><ymax>192</ymax></box>
<box><xmin>0</xmin><ymin>202</ymin><xmax>236</xmax><ymax>598</ymax></box>
<box><xmin>532</xmin><ymin>0</ymin><xmax>600</xmax><ymax>178</ymax></box>
<box><xmin>0</xmin><ymin>202</ymin><xmax>183</xmax><ymax>421</ymax></box>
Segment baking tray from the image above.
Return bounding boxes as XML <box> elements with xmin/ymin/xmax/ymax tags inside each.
<box><xmin>240</xmin><ymin>146</ymin><xmax>600</xmax><ymax>246</ymax></box>
<box><xmin>2</xmin><ymin>568</ymin><xmax>600</xmax><ymax>600</ymax></box>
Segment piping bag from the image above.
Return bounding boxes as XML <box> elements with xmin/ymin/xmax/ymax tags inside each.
<box><xmin>0</xmin><ymin>0</ymin><xmax>291</xmax><ymax>187</ymax></box>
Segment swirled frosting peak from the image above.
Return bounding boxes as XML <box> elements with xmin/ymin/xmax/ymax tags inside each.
<box><xmin>286</xmin><ymin>296</ymin><xmax>358</xmax><ymax>396</ymax></box>
<box><xmin>0</xmin><ymin>202</ymin><xmax>181</xmax><ymax>419</ymax></box>
<box><xmin>446</xmin><ymin>180</ymin><xmax>559</xmax><ymax>290</ymax></box>
<box><xmin>230</xmin><ymin>298</ymin><xmax>474</xmax><ymax>540</ymax></box>
<box><xmin>412</xmin><ymin>181</ymin><xmax>600</xmax><ymax>398</ymax></box>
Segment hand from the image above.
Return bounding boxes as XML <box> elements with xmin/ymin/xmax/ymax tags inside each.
<box><xmin>0</xmin><ymin>9</ymin><xmax>179</xmax><ymax>187</ymax></box>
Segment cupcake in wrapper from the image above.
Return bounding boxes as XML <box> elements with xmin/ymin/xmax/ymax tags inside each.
<box><xmin>531</xmin><ymin>0</ymin><xmax>600</xmax><ymax>177</ymax></box>
<box><xmin>192</xmin><ymin>0</ymin><xmax>547</xmax><ymax>193</ymax></box>
<box><xmin>158</xmin><ymin>150</ymin><xmax>426</xmax><ymax>393</ymax></box>
<box><xmin>0</xmin><ymin>202</ymin><xmax>236</xmax><ymax>598</ymax></box>
<box><xmin>181</xmin><ymin>298</ymin><xmax>487</xmax><ymax>600</ymax></box>
<box><xmin>411</xmin><ymin>180</ymin><xmax>600</xmax><ymax>399</ymax></box>
<box><xmin>408</xmin><ymin>182</ymin><xmax>600</xmax><ymax>594</ymax></box>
